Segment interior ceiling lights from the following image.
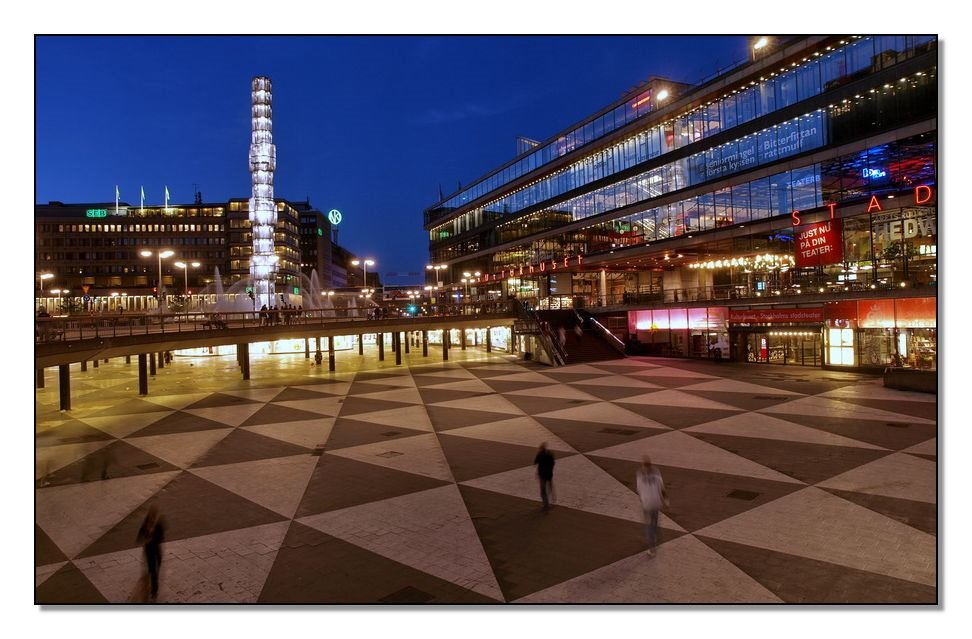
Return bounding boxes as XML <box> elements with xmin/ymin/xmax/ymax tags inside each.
<box><xmin>688</xmin><ymin>253</ymin><xmax>796</xmax><ymax>270</ymax></box>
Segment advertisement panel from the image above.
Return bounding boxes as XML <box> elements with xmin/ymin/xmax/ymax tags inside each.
<box><xmin>894</xmin><ymin>298</ymin><xmax>936</xmax><ymax>327</ymax></box>
<box><xmin>858</xmin><ymin>299</ymin><xmax>895</xmax><ymax>328</ymax></box>
<box><xmin>824</xmin><ymin>300</ymin><xmax>859</xmax><ymax>328</ymax></box>
<box><xmin>795</xmin><ymin>219</ymin><xmax>844</xmax><ymax>267</ymax></box>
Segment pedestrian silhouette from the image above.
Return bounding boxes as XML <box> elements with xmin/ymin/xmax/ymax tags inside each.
<box><xmin>534</xmin><ymin>443</ymin><xmax>555</xmax><ymax>512</ymax></box>
<box><xmin>636</xmin><ymin>456</ymin><xmax>668</xmax><ymax>557</ymax></box>
<box><xmin>136</xmin><ymin>504</ymin><xmax>166</xmax><ymax>601</ymax></box>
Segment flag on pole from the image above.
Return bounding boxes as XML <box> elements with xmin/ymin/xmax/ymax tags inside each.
<box><xmin>115</xmin><ymin>185</ymin><xmax>119</xmax><ymax>216</ymax></box>
<box><xmin>140</xmin><ymin>185</ymin><xmax>145</xmax><ymax>213</ymax></box>
<box><xmin>164</xmin><ymin>186</ymin><xmax>169</xmax><ymax>212</ymax></box>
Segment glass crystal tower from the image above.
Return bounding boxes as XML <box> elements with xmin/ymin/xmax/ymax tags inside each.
<box><xmin>249</xmin><ymin>76</ymin><xmax>277</xmax><ymax>306</ymax></box>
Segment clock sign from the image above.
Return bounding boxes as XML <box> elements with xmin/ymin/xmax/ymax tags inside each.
<box><xmin>328</xmin><ymin>209</ymin><xmax>342</xmax><ymax>225</ymax></box>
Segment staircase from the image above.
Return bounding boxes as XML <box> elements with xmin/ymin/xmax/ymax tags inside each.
<box><xmin>535</xmin><ymin>310</ymin><xmax>626</xmax><ymax>364</ymax></box>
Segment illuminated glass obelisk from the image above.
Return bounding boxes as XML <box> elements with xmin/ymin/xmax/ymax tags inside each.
<box><xmin>249</xmin><ymin>76</ymin><xmax>277</xmax><ymax>307</ymax></box>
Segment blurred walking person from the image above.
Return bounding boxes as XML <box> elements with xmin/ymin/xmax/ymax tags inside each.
<box><xmin>137</xmin><ymin>504</ymin><xmax>166</xmax><ymax>601</ymax></box>
<box><xmin>534</xmin><ymin>443</ymin><xmax>556</xmax><ymax>512</ymax></box>
<box><xmin>636</xmin><ymin>456</ymin><xmax>668</xmax><ymax>557</ymax></box>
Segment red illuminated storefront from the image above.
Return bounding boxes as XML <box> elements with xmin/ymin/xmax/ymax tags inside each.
<box><xmin>626</xmin><ymin>295</ymin><xmax>935</xmax><ymax>369</ymax></box>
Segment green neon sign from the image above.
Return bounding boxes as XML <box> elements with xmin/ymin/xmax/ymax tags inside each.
<box><xmin>293</xmin><ymin>287</ymin><xmax>300</xmax><ymax>295</ymax></box>
<box><xmin>86</xmin><ymin>209</ymin><xmax>108</xmax><ymax>218</ymax></box>
<box><xmin>317</xmin><ymin>228</ymin><xmax>323</xmax><ymax>236</ymax></box>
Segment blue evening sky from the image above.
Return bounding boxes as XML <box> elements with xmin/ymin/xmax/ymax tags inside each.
<box><xmin>36</xmin><ymin>35</ymin><xmax>749</xmax><ymax>280</ymax></box>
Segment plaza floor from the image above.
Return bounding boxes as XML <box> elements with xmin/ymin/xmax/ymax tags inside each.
<box><xmin>34</xmin><ymin>346</ymin><xmax>938</xmax><ymax>604</ymax></box>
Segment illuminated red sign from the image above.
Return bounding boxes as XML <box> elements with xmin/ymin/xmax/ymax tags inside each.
<box><xmin>729</xmin><ymin>308</ymin><xmax>824</xmax><ymax>323</ymax></box>
<box><xmin>795</xmin><ymin>219</ymin><xmax>843</xmax><ymax>267</ymax></box>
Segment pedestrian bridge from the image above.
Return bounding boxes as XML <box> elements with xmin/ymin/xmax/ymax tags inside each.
<box><xmin>35</xmin><ymin>304</ymin><xmax>519</xmax><ymax>369</ymax></box>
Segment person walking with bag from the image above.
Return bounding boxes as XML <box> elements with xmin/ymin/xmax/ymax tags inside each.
<box><xmin>636</xmin><ymin>456</ymin><xmax>668</xmax><ymax>557</ymax></box>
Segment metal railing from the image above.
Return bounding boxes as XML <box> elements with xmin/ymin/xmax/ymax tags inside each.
<box><xmin>35</xmin><ymin>301</ymin><xmax>515</xmax><ymax>344</ymax></box>
<box><xmin>583</xmin><ymin>313</ymin><xmax>627</xmax><ymax>356</ymax></box>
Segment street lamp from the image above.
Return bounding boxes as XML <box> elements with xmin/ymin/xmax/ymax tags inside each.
<box><xmin>140</xmin><ymin>249</ymin><xmax>174</xmax><ymax>299</ymax></box>
<box><xmin>427</xmin><ymin>264</ymin><xmax>447</xmax><ymax>287</ymax></box>
<box><xmin>50</xmin><ymin>289</ymin><xmax>63</xmax><ymax>311</ymax></box>
<box><xmin>38</xmin><ymin>272</ymin><xmax>54</xmax><ymax>296</ymax></box>
<box><xmin>752</xmin><ymin>36</ymin><xmax>769</xmax><ymax>61</ymax></box>
<box><xmin>174</xmin><ymin>261</ymin><xmax>202</xmax><ymax>296</ymax></box>
<box><xmin>351</xmin><ymin>258</ymin><xmax>375</xmax><ymax>288</ymax></box>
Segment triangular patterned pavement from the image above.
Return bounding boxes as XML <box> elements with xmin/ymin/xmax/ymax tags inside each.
<box><xmin>37</xmin><ymin>471</ymin><xmax>181</xmax><ymax>559</ymax></box>
<box><xmin>323</xmin><ymin>417</ymin><xmax>430</xmax><ymax>450</ymax></box>
<box><xmin>425</xmin><ymin>405</ymin><xmax>522</xmax><ymax>432</ymax></box>
<box><xmin>36</xmin><ymin>440</ymin><xmax>115</xmax><ymax>482</ymax></box>
<box><xmin>586</xmin><ymin>455</ymin><xmax>803</xmax><ymax>532</ymax></box>
<box><xmin>184</xmin><ymin>403</ymin><xmax>267</xmax><ymax>427</ymax></box>
<box><xmin>758</xmin><ymin>395</ymin><xmax>935</xmax><ymax>425</ymax></box>
<box><xmin>37</xmin><ymin>440</ymin><xmax>181</xmax><ymax>488</ymax></box>
<box><xmin>456</xmin><ymin>484</ymin><xmax>647</xmax><ymax>601</ymax></box>
<box><xmin>337</xmin><ymin>404</ymin><xmax>433</xmax><ymax>432</ymax></box>
<box><xmin>35</xmin><ymin>420</ymin><xmax>113</xmax><ymax>448</ymax></box>
<box><xmin>131</xmin><ymin>410</ymin><xmax>232</xmax><ymax>437</ymax></box>
<box><xmin>240</xmin><ymin>403</ymin><xmax>330</xmax><ymax>427</ymax></box>
<box><xmin>271</xmin><ymin>396</ymin><xmax>345</xmax><ymax>417</ymax></box>
<box><xmin>298</xmin><ymin>484</ymin><xmax>503</xmax><ymax>601</ymax></box>
<box><xmin>695</xmin><ymin>486</ymin><xmax>936</xmax><ymax>587</ymax></box>
<box><xmin>191</xmin><ymin>454</ymin><xmax>320</xmax><ymax>518</ymax></box>
<box><xmin>78</xmin><ymin>471</ymin><xmax>288</xmax><ymax>558</ymax></box>
<box><xmin>126</xmin><ymin>428</ymin><xmax>233</xmax><ymax>469</ymax></box>
<box><xmin>534</xmin><ymin>415</ymin><xmax>669</xmax><ymax>453</ymax></box>
<box><xmin>683</xmin><ymin>412</ymin><xmax>886</xmax><ymax>450</ymax></box>
<box><xmin>695</xmin><ymin>535</ymin><xmax>936</xmax><ymax>603</ymax></box>
<box><xmin>242</xmin><ymin>418</ymin><xmax>335</xmax><ymax>450</ymax></box>
<box><xmin>295</xmin><ymin>454</ymin><xmax>450</xmax><ymax>518</ymax></box>
<box><xmin>533</xmin><ymin>401</ymin><xmax>667</xmax><ymax>430</ymax></box>
<box><xmin>35</xmin><ymin>562</ymin><xmax>108</xmax><ymax>603</ymax></box>
<box><xmin>77</xmin><ymin>411</ymin><xmax>174</xmax><ymax>439</ymax></box>
<box><xmin>437</xmin><ymin>433</ymin><xmax>539</xmax><ymax>483</ymax></box>
<box><xmin>190</xmin><ymin>429</ymin><xmax>312</xmax><ymax>468</ymax></box>
<box><xmin>816</xmin><ymin>452</ymin><xmax>935</xmax><ymax>504</ymax></box>
<box><xmin>684</xmin><ymin>431</ymin><xmax>893</xmax><ymax>485</ymax></box>
<box><xmin>36</xmin><ymin>524</ymin><xmax>68</xmax><ymax>567</ymax></box>
<box><xmin>324</xmin><ymin>433</ymin><xmax>454</xmax><ymax>482</ymax></box>
<box><xmin>517</xmin><ymin>534</ymin><xmax>781</xmax><ymax>603</ymax></box>
<box><xmin>185</xmin><ymin>392</ymin><xmax>265</xmax><ymax>410</ymax></box>
<box><xmin>258</xmin><ymin>521</ymin><xmax>494</xmax><ymax>603</ymax></box>
<box><xmin>761</xmin><ymin>412</ymin><xmax>937</xmax><ymax>451</ymax></box>
<box><xmin>445</xmin><ymin>416</ymin><xmax>576</xmax><ymax>453</ymax></box>
<box><xmin>589</xmin><ymin>430</ymin><xmax>805</xmax><ymax>485</ymax></box>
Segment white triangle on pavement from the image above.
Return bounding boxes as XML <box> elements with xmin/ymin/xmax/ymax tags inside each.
<box><xmin>615</xmin><ymin>389</ymin><xmax>743</xmax><ymax>411</ymax></box>
<box><xmin>759</xmin><ymin>395</ymin><xmax>935</xmax><ymax>424</ymax></box>
<box><xmin>683</xmin><ymin>413</ymin><xmax>886</xmax><ymax>450</ymax></box>
<box><xmin>325</xmin><ymin>433</ymin><xmax>454</xmax><ymax>482</ymax></box>
<box><xmin>36</xmin><ymin>440</ymin><xmax>114</xmax><ymax>481</ymax></box>
<box><xmin>190</xmin><ymin>454</ymin><xmax>320</xmax><ymax>518</ymax></box>
<box><xmin>184</xmin><ymin>403</ymin><xmax>267</xmax><ymax>427</ymax></box>
<box><xmin>297</xmin><ymin>484</ymin><xmax>503</xmax><ymax>601</ymax></box>
<box><xmin>589</xmin><ymin>430</ymin><xmax>804</xmax><ymax>485</ymax></box>
<box><xmin>125</xmin><ymin>429</ymin><xmax>233</xmax><ymax>469</ymax></box>
<box><xmin>36</xmin><ymin>471</ymin><xmax>181</xmax><ymax>559</ymax></box>
<box><xmin>273</xmin><ymin>396</ymin><xmax>346</xmax><ymax>416</ymax></box>
<box><xmin>78</xmin><ymin>411</ymin><xmax>174</xmax><ymax>439</ymax></box>
<box><xmin>340</xmin><ymin>405</ymin><xmax>434</xmax><ymax>432</ymax></box>
<box><xmin>242</xmin><ymin>418</ymin><xmax>335</xmax><ymax>449</ymax></box>
<box><xmin>445</xmin><ymin>416</ymin><xmax>576</xmax><ymax>453</ymax></box>
<box><xmin>534</xmin><ymin>402</ymin><xmax>668</xmax><ymax>430</ymax></box>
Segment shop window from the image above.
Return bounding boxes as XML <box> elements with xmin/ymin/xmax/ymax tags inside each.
<box><xmin>828</xmin><ymin>328</ymin><xmax>855</xmax><ymax>365</ymax></box>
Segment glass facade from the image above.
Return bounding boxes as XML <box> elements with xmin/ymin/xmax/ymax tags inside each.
<box><xmin>427</xmin><ymin>35</ymin><xmax>936</xmax><ymax>233</ymax></box>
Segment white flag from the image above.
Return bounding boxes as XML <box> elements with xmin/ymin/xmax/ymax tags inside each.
<box><xmin>115</xmin><ymin>185</ymin><xmax>119</xmax><ymax>199</ymax></box>
<box><xmin>140</xmin><ymin>185</ymin><xmax>145</xmax><ymax>202</ymax></box>
<box><xmin>165</xmin><ymin>185</ymin><xmax>170</xmax><ymax>201</ymax></box>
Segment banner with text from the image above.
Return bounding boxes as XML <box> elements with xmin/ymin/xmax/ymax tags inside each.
<box><xmin>729</xmin><ymin>308</ymin><xmax>823</xmax><ymax>323</ymax></box>
<box><xmin>795</xmin><ymin>219</ymin><xmax>843</xmax><ymax>267</ymax></box>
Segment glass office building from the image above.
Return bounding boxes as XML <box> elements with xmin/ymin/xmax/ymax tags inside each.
<box><xmin>424</xmin><ymin>35</ymin><xmax>937</xmax><ymax>370</ymax></box>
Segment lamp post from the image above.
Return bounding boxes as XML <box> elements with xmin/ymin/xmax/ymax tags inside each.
<box><xmin>174</xmin><ymin>261</ymin><xmax>201</xmax><ymax>295</ymax></box>
<box><xmin>38</xmin><ymin>272</ymin><xmax>54</xmax><ymax>297</ymax></box>
<box><xmin>752</xmin><ymin>36</ymin><xmax>769</xmax><ymax>61</ymax></box>
<box><xmin>140</xmin><ymin>249</ymin><xmax>174</xmax><ymax>302</ymax></box>
<box><xmin>50</xmin><ymin>289</ymin><xmax>62</xmax><ymax>312</ymax></box>
<box><xmin>352</xmin><ymin>258</ymin><xmax>374</xmax><ymax>288</ymax></box>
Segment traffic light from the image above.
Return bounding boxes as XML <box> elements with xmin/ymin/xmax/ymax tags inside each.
<box><xmin>152</xmin><ymin>287</ymin><xmax>158</xmax><ymax>299</ymax></box>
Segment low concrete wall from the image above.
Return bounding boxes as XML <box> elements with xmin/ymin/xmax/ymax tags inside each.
<box><xmin>883</xmin><ymin>368</ymin><xmax>937</xmax><ymax>394</ymax></box>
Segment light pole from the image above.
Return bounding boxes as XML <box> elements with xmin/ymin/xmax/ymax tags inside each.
<box><xmin>174</xmin><ymin>261</ymin><xmax>201</xmax><ymax>295</ymax></box>
<box><xmin>50</xmin><ymin>289</ymin><xmax>62</xmax><ymax>312</ymax></box>
<box><xmin>38</xmin><ymin>272</ymin><xmax>53</xmax><ymax>297</ymax></box>
<box><xmin>352</xmin><ymin>258</ymin><xmax>374</xmax><ymax>288</ymax></box>
<box><xmin>140</xmin><ymin>249</ymin><xmax>174</xmax><ymax>302</ymax></box>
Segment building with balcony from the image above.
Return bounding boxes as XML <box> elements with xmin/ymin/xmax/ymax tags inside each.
<box><xmin>423</xmin><ymin>35</ymin><xmax>938</xmax><ymax>370</ymax></box>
